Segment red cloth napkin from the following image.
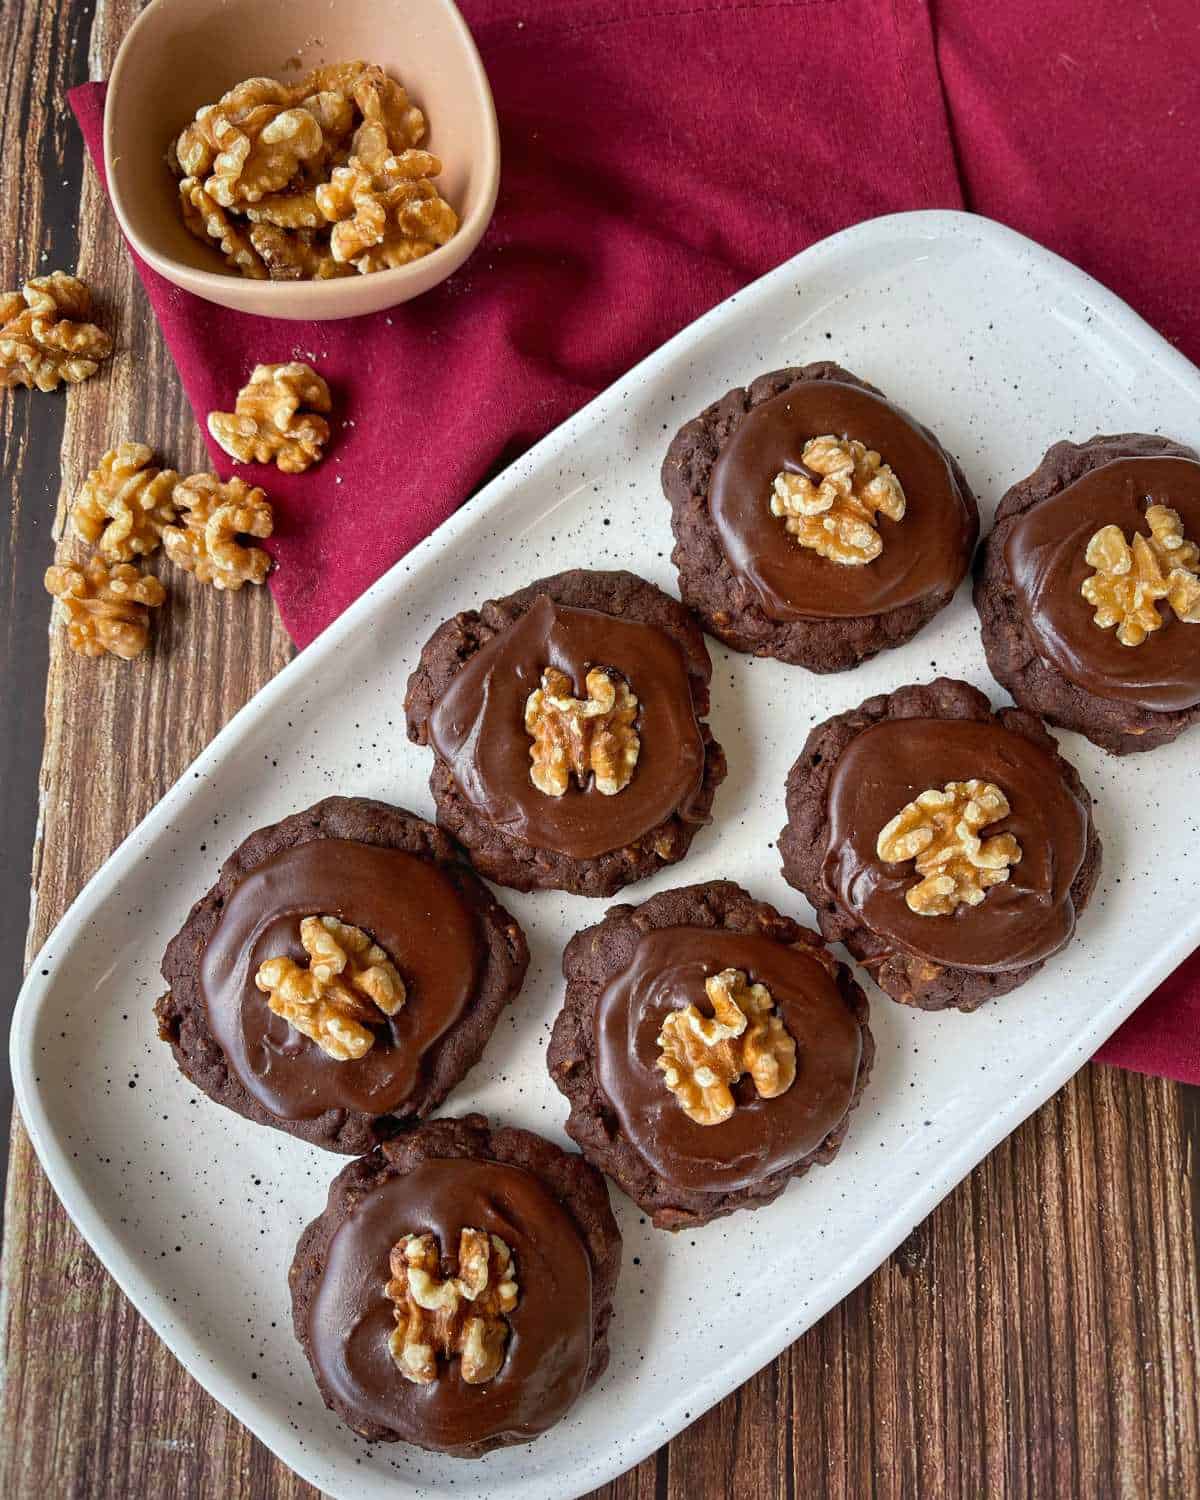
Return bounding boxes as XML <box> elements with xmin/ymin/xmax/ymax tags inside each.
<box><xmin>69</xmin><ymin>0</ymin><xmax>1200</xmax><ymax>1081</ymax></box>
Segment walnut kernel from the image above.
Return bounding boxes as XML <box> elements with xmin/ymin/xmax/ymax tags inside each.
<box><xmin>254</xmin><ymin>914</ymin><xmax>404</xmax><ymax>1060</ymax></box>
<box><xmin>246</xmin><ymin>224</ymin><xmax>354</xmax><ymax>281</ymax></box>
<box><xmin>207</xmin><ymin>361</ymin><xmax>332</xmax><ymax>473</ymax></box>
<box><xmin>207</xmin><ymin>101</ymin><xmax>326</xmax><ymax>208</ymax></box>
<box><xmin>656</xmin><ymin>968</ymin><xmax>797</xmax><ymax>1127</ymax></box>
<box><xmin>524</xmin><ymin>666</ymin><xmax>640</xmax><ymax>797</ymax></box>
<box><xmin>44</xmin><ymin>556</ymin><xmax>166</xmax><ymax>660</ymax></box>
<box><xmin>1081</xmin><ymin>504</ymin><xmax>1200</xmax><ymax>647</ymax></box>
<box><xmin>0</xmin><ymin>271</ymin><xmax>113</xmax><ymax>392</ymax></box>
<box><xmin>163</xmin><ymin>473</ymin><xmax>273</xmax><ymax>590</ymax></box>
<box><xmin>179</xmin><ymin>177</ymin><xmax>268</xmax><ymax>278</ymax></box>
<box><xmin>876</xmin><ymin>780</ymin><xmax>1022</xmax><ymax>916</ymax></box>
<box><xmin>70</xmin><ymin>442</ymin><xmax>180</xmax><ymax>561</ymax></box>
<box><xmin>386</xmin><ymin>1229</ymin><xmax>518</xmax><ymax>1386</ymax></box>
<box><xmin>770</xmin><ymin>435</ymin><xmax>906</xmax><ymax>565</ymax></box>
<box><xmin>168</xmin><ymin>63</ymin><xmax>451</xmax><ymax>281</ymax></box>
<box><xmin>315</xmin><ymin>150</ymin><xmax>456</xmax><ymax>271</ymax></box>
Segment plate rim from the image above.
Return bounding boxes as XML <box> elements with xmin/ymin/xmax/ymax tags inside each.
<box><xmin>11</xmin><ymin>207</ymin><xmax>1200</xmax><ymax>1500</ymax></box>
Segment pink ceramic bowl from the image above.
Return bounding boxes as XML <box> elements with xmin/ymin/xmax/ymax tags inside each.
<box><xmin>105</xmin><ymin>0</ymin><xmax>500</xmax><ymax>320</ymax></box>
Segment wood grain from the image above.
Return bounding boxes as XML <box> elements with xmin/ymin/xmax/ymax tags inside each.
<box><xmin>1</xmin><ymin>1</ymin><xmax>1198</xmax><ymax>1497</ymax></box>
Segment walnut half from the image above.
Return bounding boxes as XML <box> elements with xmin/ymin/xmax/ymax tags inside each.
<box><xmin>254</xmin><ymin>915</ymin><xmax>405</xmax><ymax>1060</ymax></box>
<box><xmin>876</xmin><ymin>780</ymin><xmax>1022</xmax><ymax>916</ymax></box>
<box><xmin>386</xmin><ymin>1229</ymin><xmax>518</xmax><ymax>1385</ymax></box>
<box><xmin>44</xmin><ymin>556</ymin><xmax>166</xmax><ymax>660</ymax></box>
<box><xmin>208</xmin><ymin>361</ymin><xmax>332</xmax><ymax>473</ymax></box>
<box><xmin>0</xmin><ymin>271</ymin><xmax>112</xmax><ymax>392</ymax></box>
<box><xmin>1081</xmin><ymin>504</ymin><xmax>1200</xmax><ymax>647</ymax></box>
<box><xmin>525</xmin><ymin>666</ymin><xmax>640</xmax><ymax>797</ymax></box>
<box><xmin>770</xmin><ymin>435</ymin><xmax>905</xmax><ymax>565</ymax></box>
<box><xmin>163</xmin><ymin>473</ymin><xmax>273</xmax><ymax>590</ymax></box>
<box><xmin>70</xmin><ymin>442</ymin><xmax>180</xmax><ymax>561</ymax></box>
<box><xmin>656</xmin><ymin>967</ymin><xmax>797</xmax><ymax>1127</ymax></box>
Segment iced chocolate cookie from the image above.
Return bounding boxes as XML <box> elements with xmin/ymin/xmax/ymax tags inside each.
<box><xmin>976</xmin><ymin>433</ymin><xmax>1200</xmax><ymax>754</ymax></box>
<box><xmin>662</xmin><ymin>362</ymin><xmax>979</xmax><ymax>670</ymax></box>
<box><xmin>548</xmin><ymin>881</ymin><xmax>872</xmax><ymax>1229</ymax></box>
<box><xmin>289</xmin><ymin>1114</ymin><xmax>620</xmax><ymax>1456</ymax></box>
<box><xmin>158</xmin><ymin>798</ymin><xmax>528</xmax><ymax>1153</ymax></box>
<box><xmin>779</xmin><ymin>679</ymin><xmax>1102</xmax><ymax>1011</ymax></box>
<box><xmin>405</xmin><ymin>568</ymin><xmax>726</xmax><ymax>896</ymax></box>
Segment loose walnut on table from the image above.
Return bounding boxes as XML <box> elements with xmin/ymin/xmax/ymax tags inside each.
<box><xmin>876</xmin><ymin>779</ymin><xmax>1022</xmax><ymax>916</ymax></box>
<box><xmin>386</xmin><ymin>1228</ymin><xmax>519</xmax><ymax>1386</ymax></box>
<box><xmin>70</xmin><ymin>442</ymin><xmax>180</xmax><ymax>561</ymax></box>
<box><xmin>656</xmin><ymin>967</ymin><xmax>797</xmax><ymax>1126</ymax></box>
<box><xmin>208</xmin><ymin>361</ymin><xmax>332</xmax><ymax>473</ymax></box>
<box><xmin>43</xmin><ymin>556</ymin><xmax>166</xmax><ymax>661</ymax></box>
<box><xmin>0</xmin><ymin>271</ymin><xmax>112</xmax><ymax>392</ymax></box>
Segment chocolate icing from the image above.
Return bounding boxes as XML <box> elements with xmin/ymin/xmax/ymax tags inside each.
<box><xmin>308</xmin><ymin>1157</ymin><xmax>593</xmax><ymax>1448</ymax></box>
<box><xmin>594</xmin><ymin>927</ymin><xmax>862</xmax><ymax>1194</ymax></box>
<box><xmin>1004</xmin><ymin>456</ymin><xmax>1200</xmax><ymax>712</ymax></box>
<box><xmin>822</xmin><ymin>719</ymin><xmax>1089</xmax><ymax>972</ymax></box>
<box><xmin>708</xmin><ymin>381</ymin><xmax>974</xmax><ymax>620</ymax></box>
<box><xmin>200</xmin><ymin>840</ymin><xmax>481</xmax><ymax>1120</ymax></box>
<box><xmin>427</xmin><ymin>595</ymin><xmax>707</xmax><ymax>860</ymax></box>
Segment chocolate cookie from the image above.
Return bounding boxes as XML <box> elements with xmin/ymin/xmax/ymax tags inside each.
<box><xmin>662</xmin><ymin>362</ymin><xmax>979</xmax><ymax>671</ymax></box>
<box><xmin>548</xmin><ymin>881</ymin><xmax>872</xmax><ymax>1229</ymax></box>
<box><xmin>289</xmin><ymin>1114</ymin><xmax>620</xmax><ymax>1456</ymax></box>
<box><xmin>779</xmin><ymin>679</ymin><xmax>1102</xmax><ymax>1011</ymax></box>
<box><xmin>405</xmin><ymin>568</ymin><xmax>726</xmax><ymax>896</ymax></box>
<box><xmin>975</xmin><ymin>432</ymin><xmax>1200</xmax><ymax>754</ymax></box>
<box><xmin>158</xmin><ymin>798</ymin><xmax>528</xmax><ymax>1154</ymax></box>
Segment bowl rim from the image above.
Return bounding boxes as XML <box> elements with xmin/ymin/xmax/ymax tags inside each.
<box><xmin>102</xmin><ymin>0</ymin><xmax>500</xmax><ymax>308</ymax></box>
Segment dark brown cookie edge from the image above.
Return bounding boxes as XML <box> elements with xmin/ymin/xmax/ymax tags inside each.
<box><xmin>158</xmin><ymin>798</ymin><xmax>529</xmax><ymax>1154</ymax></box>
<box><xmin>974</xmin><ymin>431</ymin><xmax>1200</xmax><ymax>755</ymax></box>
<box><xmin>404</xmin><ymin>568</ymin><xmax>727</xmax><ymax>896</ymax></box>
<box><xmin>547</xmin><ymin>879</ymin><xmax>874</xmax><ymax>1230</ymax></box>
<box><xmin>661</xmin><ymin>362</ymin><xmax>980</xmax><ymax>671</ymax></box>
<box><xmin>287</xmin><ymin>1113</ymin><xmax>621</xmax><ymax>1455</ymax></box>
<box><xmin>778</xmin><ymin>677</ymin><xmax>1102</xmax><ymax>1011</ymax></box>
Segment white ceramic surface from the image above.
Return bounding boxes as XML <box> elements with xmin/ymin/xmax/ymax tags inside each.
<box><xmin>13</xmin><ymin>211</ymin><xmax>1200</xmax><ymax>1500</ymax></box>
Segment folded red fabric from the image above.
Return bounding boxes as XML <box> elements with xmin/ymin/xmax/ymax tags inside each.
<box><xmin>68</xmin><ymin>0</ymin><xmax>1200</xmax><ymax>1080</ymax></box>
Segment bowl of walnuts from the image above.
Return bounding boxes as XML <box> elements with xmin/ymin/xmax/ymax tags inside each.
<box><xmin>104</xmin><ymin>0</ymin><xmax>500</xmax><ymax>320</ymax></box>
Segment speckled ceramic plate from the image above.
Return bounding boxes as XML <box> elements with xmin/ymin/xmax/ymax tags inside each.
<box><xmin>13</xmin><ymin>211</ymin><xmax>1200</xmax><ymax>1500</ymax></box>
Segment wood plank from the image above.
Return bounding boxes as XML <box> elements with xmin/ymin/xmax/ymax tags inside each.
<box><xmin>1</xmin><ymin>1</ymin><xmax>1198</xmax><ymax>1497</ymax></box>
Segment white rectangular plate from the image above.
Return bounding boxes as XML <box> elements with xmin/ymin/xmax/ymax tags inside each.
<box><xmin>13</xmin><ymin>211</ymin><xmax>1200</xmax><ymax>1500</ymax></box>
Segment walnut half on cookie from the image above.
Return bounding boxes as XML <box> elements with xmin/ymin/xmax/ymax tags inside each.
<box><xmin>656</xmin><ymin>967</ymin><xmax>797</xmax><ymax>1126</ymax></box>
<box><xmin>524</xmin><ymin>666</ymin><xmax>640</xmax><ymax>797</ymax></box>
<box><xmin>208</xmin><ymin>361</ymin><xmax>332</xmax><ymax>473</ymax></box>
<box><xmin>255</xmin><ymin>914</ymin><xmax>405</xmax><ymax>1061</ymax></box>
<box><xmin>386</xmin><ymin>1228</ymin><xmax>518</xmax><ymax>1385</ymax></box>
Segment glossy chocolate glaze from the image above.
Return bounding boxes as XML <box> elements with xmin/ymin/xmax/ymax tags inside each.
<box><xmin>200</xmin><ymin>840</ymin><xmax>481</xmax><ymax>1120</ymax></box>
<box><xmin>822</xmin><ymin>719</ymin><xmax>1089</xmax><ymax>972</ymax></box>
<box><xmin>308</xmin><ymin>1158</ymin><xmax>593</xmax><ymax>1448</ymax></box>
<box><xmin>427</xmin><ymin>595</ymin><xmax>707</xmax><ymax>860</ymax></box>
<box><xmin>594</xmin><ymin>928</ymin><xmax>862</xmax><ymax>1194</ymax></box>
<box><xmin>1005</xmin><ymin>456</ymin><xmax>1200</xmax><ymax>712</ymax></box>
<box><xmin>709</xmin><ymin>381</ymin><xmax>973</xmax><ymax>620</ymax></box>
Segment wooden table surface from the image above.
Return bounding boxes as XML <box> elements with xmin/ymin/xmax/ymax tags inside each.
<box><xmin>2</xmin><ymin>3</ymin><xmax>1199</xmax><ymax>1496</ymax></box>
